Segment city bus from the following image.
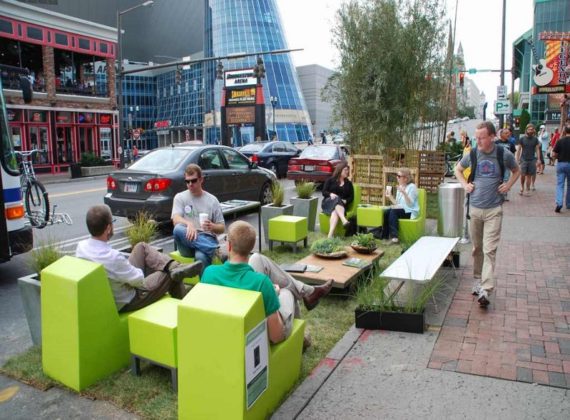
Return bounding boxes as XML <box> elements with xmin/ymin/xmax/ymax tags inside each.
<box><xmin>0</xmin><ymin>75</ymin><xmax>33</xmax><ymax>262</ymax></box>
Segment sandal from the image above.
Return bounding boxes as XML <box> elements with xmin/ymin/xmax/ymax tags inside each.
<box><xmin>519</xmin><ymin>190</ymin><xmax>523</xmax><ymax>196</ymax></box>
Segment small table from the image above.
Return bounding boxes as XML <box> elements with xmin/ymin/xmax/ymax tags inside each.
<box><xmin>290</xmin><ymin>247</ymin><xmax>384</xmax><ymax>289</ymax></box>
<box><xmin>220</xmin><ymin>200</ymin><xmax>262</xmax><ymax>252</ymax></box>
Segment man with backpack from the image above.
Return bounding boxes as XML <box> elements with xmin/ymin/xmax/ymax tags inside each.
<box><xmin>455</xmin><ymin>121</ymin><xmax>520</xmax><ymax>308</ymax></box>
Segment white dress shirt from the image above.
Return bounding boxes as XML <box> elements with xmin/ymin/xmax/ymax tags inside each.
<box><xmin>75</xmin><ymin>238</ymin><xmax>144</xmax><ymax>310</ymax></box>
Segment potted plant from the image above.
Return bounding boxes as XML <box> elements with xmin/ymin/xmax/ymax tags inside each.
<box><xmin>18</xmin><ymin>239</ymin><xmax>64</xmax><ymax>346</ymax></box>
<box><xmin>351</xmin><ymin>233</ymin><xmax>378</xmax><ymax>254</ymax></box>
<box><xmin>116</xmin><ymin>211</ymin><xmax>161</xmax><ymax>254</ymax></box>
<box><xmin>261</xmin><ymin>181</ymin><xmax>293</xmax><ymax>245</ymax></box>
<box><xmin>290</xmin><ymin>181</ymin><xmax>318</xmax><ymax>231</ymax></box>
<box><xmin>354</xmin><ymin>274</ymin><xmax>442</xmax><ymax>334</ymax></box>
<box><xmin>310</xmin><ymin>237</ymin><xmax>347</xmax><ymax>258</ymax></box>
<box><xmin>78</xmin><ymin>152</ymin><xmax>114</xmax><ymax>177</ymax></box>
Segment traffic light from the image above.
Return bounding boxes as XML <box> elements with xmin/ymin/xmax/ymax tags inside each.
<box><xmin>175</xmin><ymin>68</ymin><xmax>182</xmax><ymax>85</ymax></box>
<box><xmin>459</xmin><ymin>72</ymin><xmax>465</xmax><ymax>87</ymax></box>
<box><xmin>253</xmin><ymin>56</ymin><xmax>265</xmax><ymax>80</ymax></box>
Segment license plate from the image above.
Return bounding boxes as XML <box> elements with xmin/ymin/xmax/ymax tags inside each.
<box><xmin>304</xmin><ymin>165</ymin><xmax>315</xmax><ymax>171</ymax></box>
<box><xmin>124</xmin><ymin>182</ymin><xmax>138</xmax><ymax>193</ymax></box>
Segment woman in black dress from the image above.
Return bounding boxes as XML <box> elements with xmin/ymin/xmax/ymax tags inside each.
<box><xmin>321</xmin><ymin>162</ymin><xmax>354</xmax><ymax>237</ymax></box>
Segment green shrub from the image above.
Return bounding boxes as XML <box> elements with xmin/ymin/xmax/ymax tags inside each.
<box><xmin>28</xmin><ymin>240</ymin><xmax>64</xmax><ymax>278</ymax></box>
<box><xmin>295</xmin><ymin>181</ymin><xmax>316</xmax><ymax>199</ymax></box>
<box><xmin>310</xmin><ymin>237</ymin><xmax>345</xmax><ymax>254</ymax></box>
<box><xmin>352</xmin><ymin>232</ymin><xmax>376</xmax><ymax>248</ymax></box>
<box><xmin>80</xmin><ymin>152</ymin><xmax>107</xmax><ymax>167</ymax></box>
<box><xmin>270</xmin><ymin>181</ymin><xmax>285</xmax><ymax>207</ymax></box>
<box><xmin>126</xmin><ymin>211</ymin><xmax>157</xmax><ymax>248</ymax></box>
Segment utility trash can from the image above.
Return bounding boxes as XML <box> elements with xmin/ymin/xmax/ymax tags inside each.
<box><xmin>69</xmin><ymin>163</ymin><xmax>82</xmax><ymax>179</ymax></box>
<box><xmin>438</xmin><ymin>183</ymin><xmax>465</xmax><ymax>237</ymax></box>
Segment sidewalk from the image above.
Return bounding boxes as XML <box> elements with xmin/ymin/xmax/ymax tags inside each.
<box><xmin>275</xmin><ymin>164</ymin><xmax>570</xmax><ymax>419</ymax></box>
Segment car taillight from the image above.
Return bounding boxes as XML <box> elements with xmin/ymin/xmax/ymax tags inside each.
<box><xmin>317</xmin><ymin>165</ymin><xmax>334</xmax><ymax>173</ymax></box>
<box><xmin>289</xmin><ymin>165</ymin><xmax>302</xmax><ymax>171</ymax></box>
<box><xmin>251</xmin><ymin>154</ymin><xmax>259</xmax><ymax>163</ymax></box>
<box><xmin>107</xmin><ymin>176</ymin><xmax>117</xmax><ymax>190</ymax></box>
<box><xmin>144</xmin><ymin>178</ymin><xmax>172</xmax><ymax>192</ymax></box>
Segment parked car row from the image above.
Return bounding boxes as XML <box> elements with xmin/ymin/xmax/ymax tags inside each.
<box><xmin>238</xmin><ymin>141</ymin><xmax>300</xmax><ymax>178</ymax></box>
<box><xmin>287</xmin><ymin>144</ymin><xmax>348</xmax><ymax>184</ymax></box>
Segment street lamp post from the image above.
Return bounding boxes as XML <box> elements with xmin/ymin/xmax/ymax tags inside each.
<box><xmin>270</xmin><ymin>96</ymin><xmax>278</xmax><ymax>139</ymax></box>
<box><xmin>116</xmin><ymin>0</ymin><xmax>153</xmax><ymax>168</ymax></box>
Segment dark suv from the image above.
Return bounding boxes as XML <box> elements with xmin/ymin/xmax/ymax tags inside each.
<box><xmin>239</xmin><ymin>141</ymin><xmax>300</xmax><ymax>178</ymax></box>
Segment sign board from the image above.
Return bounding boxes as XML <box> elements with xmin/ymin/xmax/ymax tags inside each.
<box><xmin>225</xmin><ymin>69</ymin><xmax>257</xmax><ymax>87</ymax></box>
<box><xmin>494</xmin><ymin>100</ymin><xmax>511</xmax><ymax>114</ymax></box>
<box><xmin>497</xmin><ymin>85</ymin><xmax>507</xmax><ymax>100</ymax></box>
<box><xmin>226</xmin><ymin>107</ymin><xmax>256</xmax><ymax>124</ymax></box>
<box><xmin>245</xmin><ymin>319</ymin><xmax>268</xmax><ymax>409</ymax></box>
<box><xmin>227</xmin><ymin>87</ymin><xmax>256</xmax><ymax>106</ymax></box>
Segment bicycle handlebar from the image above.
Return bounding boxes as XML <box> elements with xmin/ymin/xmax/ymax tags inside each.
<box><xmin>15</xmin><ymin>149</ymin><xmax>44</xmax><ymax>158</ymax></box>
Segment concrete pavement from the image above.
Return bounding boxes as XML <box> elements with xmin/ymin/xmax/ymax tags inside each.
<box><xmin>2</xmin><ymin>164</ymin><xmax>569</xmax><ymax>419</ymax></box>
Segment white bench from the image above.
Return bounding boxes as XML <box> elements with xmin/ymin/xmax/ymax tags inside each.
<box><xmin>380</xmin><ymin>236</ymin><xmax>460</xmax><ymax>309</ymax></box>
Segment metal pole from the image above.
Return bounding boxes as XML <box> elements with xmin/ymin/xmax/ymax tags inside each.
<box><xmin>116</xmin><ymin>10</ymin><xmax>124</xmax><ymax>168</ymax></box>
<box><xmin>499</xmin><ymin>0</ymin><xmax>506</xmax><ymax>128</ymax></box>
<box><xmin>272</xmin><ymin>99</ymin><xmax>276</xmax><ymax>134</ymax></box>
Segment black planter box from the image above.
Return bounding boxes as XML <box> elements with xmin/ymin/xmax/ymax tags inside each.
<box><xmin>355</xmin><ymin>307</ymin><xmax>425</xmax><ymax>334</ymax></box>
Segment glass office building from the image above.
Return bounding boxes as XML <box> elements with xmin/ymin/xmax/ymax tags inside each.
<box><xmin>205</xmin><ymin>0</ymin><xmax>313</xmax><ymax>143</ymax></box>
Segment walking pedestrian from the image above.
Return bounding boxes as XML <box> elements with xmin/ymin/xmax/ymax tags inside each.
<box><xmin>515</xmin><ymin>124</ymin><xmax>541</xmax><ymax>196</ymax></box>
<box><xmin>552</xmin><ymin>125</ymin><xmax>570</xmax><ymax>213</ymax></box>
<box><xmin>549</xmin><ymin>128</ymin><xmax>560</xmax><ymax>166</ymax></box>
<box><xmin>495</xmin><ymin>128</ymin><xmax>516</xmax><ymax>201</ymax></box>
<box><xmin>537</xmin><ymin>125</ymin><xmax>549</xmax><ymax>175</ymax></box>
<box><xmin>454</xmin><ymin>121</ymin><xmax>520</xmax><ymax>307</ymax></box>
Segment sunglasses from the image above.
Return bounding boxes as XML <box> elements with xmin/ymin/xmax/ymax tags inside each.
<box><xmin>396</xmin><ymin>174</ymin><xmax>403</xmax><ymax>178</ymax></box>
<box><xmin>185</xmin><ymin>177</ymin><xmax>200</xmax><ymax>185</ymax></box>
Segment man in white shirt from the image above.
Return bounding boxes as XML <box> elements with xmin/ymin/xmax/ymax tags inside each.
<box><xmin>76</xmin><ymin>205</ymin><xmax>201</xmax><ymax>312</ymax></box>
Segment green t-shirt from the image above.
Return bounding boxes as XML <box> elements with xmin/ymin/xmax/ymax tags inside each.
<box><xmin>201</xmin><ymin>261</ymin><xmax>280</xmax><ymax>316</ymax></box>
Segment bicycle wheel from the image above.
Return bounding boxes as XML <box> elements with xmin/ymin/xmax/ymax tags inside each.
<box><xmin>24</xmin><ymin>180</ymin><xmax>50</xmax><ymax>228</ymax></box>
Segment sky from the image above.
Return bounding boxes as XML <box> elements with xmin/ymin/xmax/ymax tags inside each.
<box><xmin>278</xmin><ymin>0</ymin><xmax>534</xmax><ymax>105</ymax></box>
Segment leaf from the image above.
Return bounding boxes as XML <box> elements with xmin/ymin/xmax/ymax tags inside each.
<box><xmin>0</xmin><ymin>386</ymin><xmax>19</xmax><ymax>403</ymax></box>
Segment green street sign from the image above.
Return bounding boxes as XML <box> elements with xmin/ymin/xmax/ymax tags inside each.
<box><xmin>468</xmin><ymin>68</ymin><xmax>477</xmax><ymax>74</ymax></box>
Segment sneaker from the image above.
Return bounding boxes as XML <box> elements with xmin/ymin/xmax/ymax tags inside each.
<box><xmin>471</xmin><ymin>283</ymin><xmax>482</xmax><ymax>296</ymax></box>
<box><xmin>555</xmin><ymin>205</ymin><xmax>562</xmax><ymax>213</ymax></box>
<box><xmin>477</xmin><ymin>289</ymin><xmax>490</xmax><ymax>307</ymax></box>
<box><xmin>391</xmin><ymin>237</ymin><xmax>400</xmax><ymax>244</ymax></box>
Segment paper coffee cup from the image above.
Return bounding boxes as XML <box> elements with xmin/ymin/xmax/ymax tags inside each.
<box><xmin>386</xmin><ymin>186</ymin><xmax>392</xmax><ymax>195</ymax></box>
<box><xmin>199</xmin><ymin>213</ymin><xmax>208</xmax><ymax>225</ymax></box>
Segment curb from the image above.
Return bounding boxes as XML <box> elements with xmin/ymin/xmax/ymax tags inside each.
<box><xmin>37</xmin><ymin>174</ymin><xmax>109</xmax><ymax>185</ymax></box>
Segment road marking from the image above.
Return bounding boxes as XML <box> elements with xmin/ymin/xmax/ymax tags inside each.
<box><xmin>49</xmin><ymin>187</ymin><xmax>107</xmax><ymax>198</ymax></box>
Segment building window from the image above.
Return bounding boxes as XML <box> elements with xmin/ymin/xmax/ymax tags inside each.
<box><xmin>0</xmin><ymin>19</ymin><xmax>13</xmax><ymax>34</ymax></box>
<box><xmin>55</xmin><ymin>33</ymin><xmax>68</xmax><ymax>46</ymax></box>
<box><xmin>99</xmin><ymin>43</ymin><xmax>108</xmax><ymax>54</ymax></box>
<box><xmin>78</xmin><ymin>38</ymin><xmax>90</xmax><ymax>50</ymax></box>
<box><xmin>26</xmin><ymin>26</ymin><xmax>43</xmax><ymax>41</ymax></box>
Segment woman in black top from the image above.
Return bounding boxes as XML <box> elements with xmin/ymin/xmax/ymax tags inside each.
<box><xmin>321</xmin><ymin>162</ymin><xmax>354</xmax><ymax>237</ymax></box>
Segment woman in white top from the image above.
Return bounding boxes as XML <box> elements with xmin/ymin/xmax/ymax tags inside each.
<box><xmin>381</xmin><ymin>167</ymin><xmax>419</xmax><ymax>243</ymax></box>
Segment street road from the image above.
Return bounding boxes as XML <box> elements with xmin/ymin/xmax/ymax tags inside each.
<box><xmin>0</xmin><ymin>177</ymin><xmax>300</xmax><ymax>362</ymax></box>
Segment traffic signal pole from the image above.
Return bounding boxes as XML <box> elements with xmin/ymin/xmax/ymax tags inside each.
<box><xmin>499</xmin><ymin>0</ymin><xmax>507</xmax><ymax>128</ymax></box>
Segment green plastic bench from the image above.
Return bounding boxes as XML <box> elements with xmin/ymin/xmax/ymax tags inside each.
<box><xmin>41</xmin><ymin>256</ymin><xmax>131</xmax><ymax>391</ymax></box>
<box><xmin>178</xmin><ymin>283</ymin><xmax>305</xmax><ymax>419</ymax></box>
<box><xmin>398</xmin><ymin>188</ymin><xmax>427</xmax><ymax>245</ymax></box>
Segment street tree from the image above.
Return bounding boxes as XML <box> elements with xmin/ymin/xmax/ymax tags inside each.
<box><xmin>323</xmin><ymin>0</ymin><xmax>447</xmax><ymax>154</ymax></box>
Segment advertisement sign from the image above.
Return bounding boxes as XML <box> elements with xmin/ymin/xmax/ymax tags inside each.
<box><xmin>225</xmin><ymin>69</ymin><xmax>257</xmax><ymax>87</ymax></box>
<box><xmin>226</xmin><ymin>107</ymin><xmax>256</xmax><ymax>124</ymax></box>
<box><xmin>227</xmin><ymin>87</ymin><xmax>256</xmax><ymax>106</ymax></box>
<box><xmin>534</xmin><ymin>40</ymin><xmax>569</xmax><ymax>94</ymax></box>
<box><xmin>56</xmin><ymin>112</ymin><xmax>72</xmax><ymax>123</ymax></box>
<box><xmin>100</xmin><ymin>114</ymin><xmax>113</xmax><ymax>125</ymax></box>
<box><xmin>245</xmin><ymin>320</ymin><xmax>268</xmax><ymax>409</ymax></box>
<box><xmin>154</xmin><ymin>120</ymin><xmax>171</xmax><ymax>129</ymax></box>
<box><xmin>28</xmin><ymin>111</ymin><xmax>46</xmax><ymax>123</ymax></box>
<box><xmin>78</xmin><ymin>113</ymin><xmax>94</xmax><ymax>124</ymax></box>
<box><xmin>7</xmin><ymin>109</ymin><xmax>20</xmax><ymax>122</ymax></box>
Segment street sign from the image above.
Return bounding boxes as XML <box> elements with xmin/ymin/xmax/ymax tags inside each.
<box><xmin>494</xmin><ymin>99</ymin><xmax>511</xmax><ymax>114</ymax></box>
<box><xmin>497</xmin><ymin>85</ymin><xmax>507</xmax><ymax>100</ymax></box>
<box><xmin>468</xmin><ymin>68</ymin><xmax>477</xmax><ymax>74</ymax></box>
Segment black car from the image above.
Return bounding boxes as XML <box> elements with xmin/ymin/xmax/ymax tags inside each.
<box><xmin>104</xmin><ymin>144</ymin><xmax>276</xmax><ymax>221</ymax></box>
<box><xmin>239</xmin><ymin>141</ymin><xmax>300</xmax><ymax>178</ymax></box>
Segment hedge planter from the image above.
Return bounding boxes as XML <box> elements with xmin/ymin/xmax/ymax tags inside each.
<box><xmin>355</xmin><ymin>307</ymin><xmax>425</xmax><ymax>334</ymax></box>
<box><xmin>80</xmin><ymin>165</ymin><xmax>114</xmax><ymax>177</ymax></box>
<box><xmin>290</xmin><ymin>196</ymin><xmax>318</xmax><ymax>232</ymax></box>
<box><xmin>18</xmin><ymin>273</ymin><xmax>42</xmax><ymax>346</ymax></box>
<box><xmin>261</xmin><ymin>204</ymin><xmax>294</xmax><ymax>245</ymax></box>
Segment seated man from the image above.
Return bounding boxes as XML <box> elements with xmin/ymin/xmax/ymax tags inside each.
<box><xmin>202</xmin><ymin>221</ymin><xmax>333</xmax><ymax>344</ymax></box>
<box><xmin>172</xmin><ymin>164</ymin><xmax>225</xmax><ymax>272</ymax></box>
<box><xmin>76</xmin><ymin>205</ymin><xmax>201</xmax><ymax>312</ymax></box>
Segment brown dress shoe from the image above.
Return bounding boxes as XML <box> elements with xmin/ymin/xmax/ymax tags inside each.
<box><xmin>303</xmin><ymin>279</ymin><xmax>334</xmax><ymax>310</ymax></box>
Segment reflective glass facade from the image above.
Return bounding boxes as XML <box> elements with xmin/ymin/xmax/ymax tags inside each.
<box><xmin>205</xmin><ymin>0</ymin><xmax>312</xmax><ymax>142</ymax></box>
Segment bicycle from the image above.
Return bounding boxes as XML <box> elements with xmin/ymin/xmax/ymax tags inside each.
<box><xmin>444</xmin><ymin>153</ymin><xmax>463</xmax><ymax>177</ymax></box>
<box><xmin>16</xmin><ymin>149</ymin><xmax>50</xmax><ymax>228</ymax></box>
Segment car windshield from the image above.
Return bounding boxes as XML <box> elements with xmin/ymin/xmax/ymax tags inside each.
<box><xmin>129</xmin><ymin>149</ymin><xmax>190</xmax><ymax>171</ymax></box>
<box><xmin>300</xmin><ymin>145</ymin><xmax>337</xmax><ymax>159</ymax></box>
<box><xmin>240</xmin><ymin>143</ymin><xmax>265</xmax><ymax>152</ymax></box>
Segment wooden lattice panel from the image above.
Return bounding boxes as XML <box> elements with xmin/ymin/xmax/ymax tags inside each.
<box><xmin>352</xmin><ymin>155</ymin><xmax>383</xmax><ymax>186</ymax></box>
<box><xmin>384</xmin><ymin>148</ymin><xmax>419</xmax><ymax>169</ymax></box>
<box><xmin>418</xmin><ymin>173</ymin><xmax>444</xmax><ymax>193</ymax></box>
<box><xmin>418</xmin><ymin>151</ymin><xmax>445</xmax><ymax>175</ymax></box>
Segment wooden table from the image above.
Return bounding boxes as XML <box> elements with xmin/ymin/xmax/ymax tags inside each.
<box><xmin>290</xmin><ymin>247</ymin><xmax>384</xmax><ymax>289</ymax></box>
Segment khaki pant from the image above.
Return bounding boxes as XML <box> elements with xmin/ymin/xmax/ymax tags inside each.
<box><xmin>120</xmin><ymin>243</ymin><xmax>184</xmax><ymax>312</ymax></box>
<box><xmin>248</xmin><ymin>253</ymin><xmax>315</xmax><ymax>338</ymax></box>
<box><xmin>469</xmin><ymin>206</ymin><xmax>503</xmax><ymax>293</ymax></box>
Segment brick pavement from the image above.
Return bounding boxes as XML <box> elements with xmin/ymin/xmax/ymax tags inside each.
<box><xmin>429</xmin><ymin>164</ymin><xmax>570</xmax><ymax>388</ymax></box>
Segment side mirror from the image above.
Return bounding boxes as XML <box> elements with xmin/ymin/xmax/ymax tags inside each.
<box><xmin>20</xmin><ymin>76</ymin><xmax>33</xmax><ymax>104</ymax></box>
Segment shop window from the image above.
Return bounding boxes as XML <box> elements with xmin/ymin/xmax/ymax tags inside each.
<box><xmin>55</xmin><ymin>33</ymin><xmax>68</xmax><ymax>46</ymax></box>
<box><xmin>78</xmin><ymin>38</ymin><xmax>90</xmax><ymax>50</ymax></box>
<box><xmin>0</xmin><ymin>19</ymin><xmax>13</xmax><ymax>34</ymax></box>
<box><xmin>26</xmin><ymin>26</ymin><xmax>43</xmax><ymax>41</ymax></box>
<box><xmin>99</xmin><ymin>43</ymin><xmax>108</xmax><ymax>54</ymax></box>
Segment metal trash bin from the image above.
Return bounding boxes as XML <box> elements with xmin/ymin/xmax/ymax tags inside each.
<box><xmin>438</xmin><ymin>183</ymin><xmax>465</xmax><ymax>237</ymax></box>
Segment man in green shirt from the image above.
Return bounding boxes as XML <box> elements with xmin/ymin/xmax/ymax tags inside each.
<box><xmin>202</xmin><ymin>221</ymin><xmax>332</xmax><ymax>344</ymax></box>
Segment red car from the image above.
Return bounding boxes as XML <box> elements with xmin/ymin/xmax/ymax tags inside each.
<box><xmin>287</xmin><ymin>145</ymin><xmax>348</xmax><ymax>184</ymax></box>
